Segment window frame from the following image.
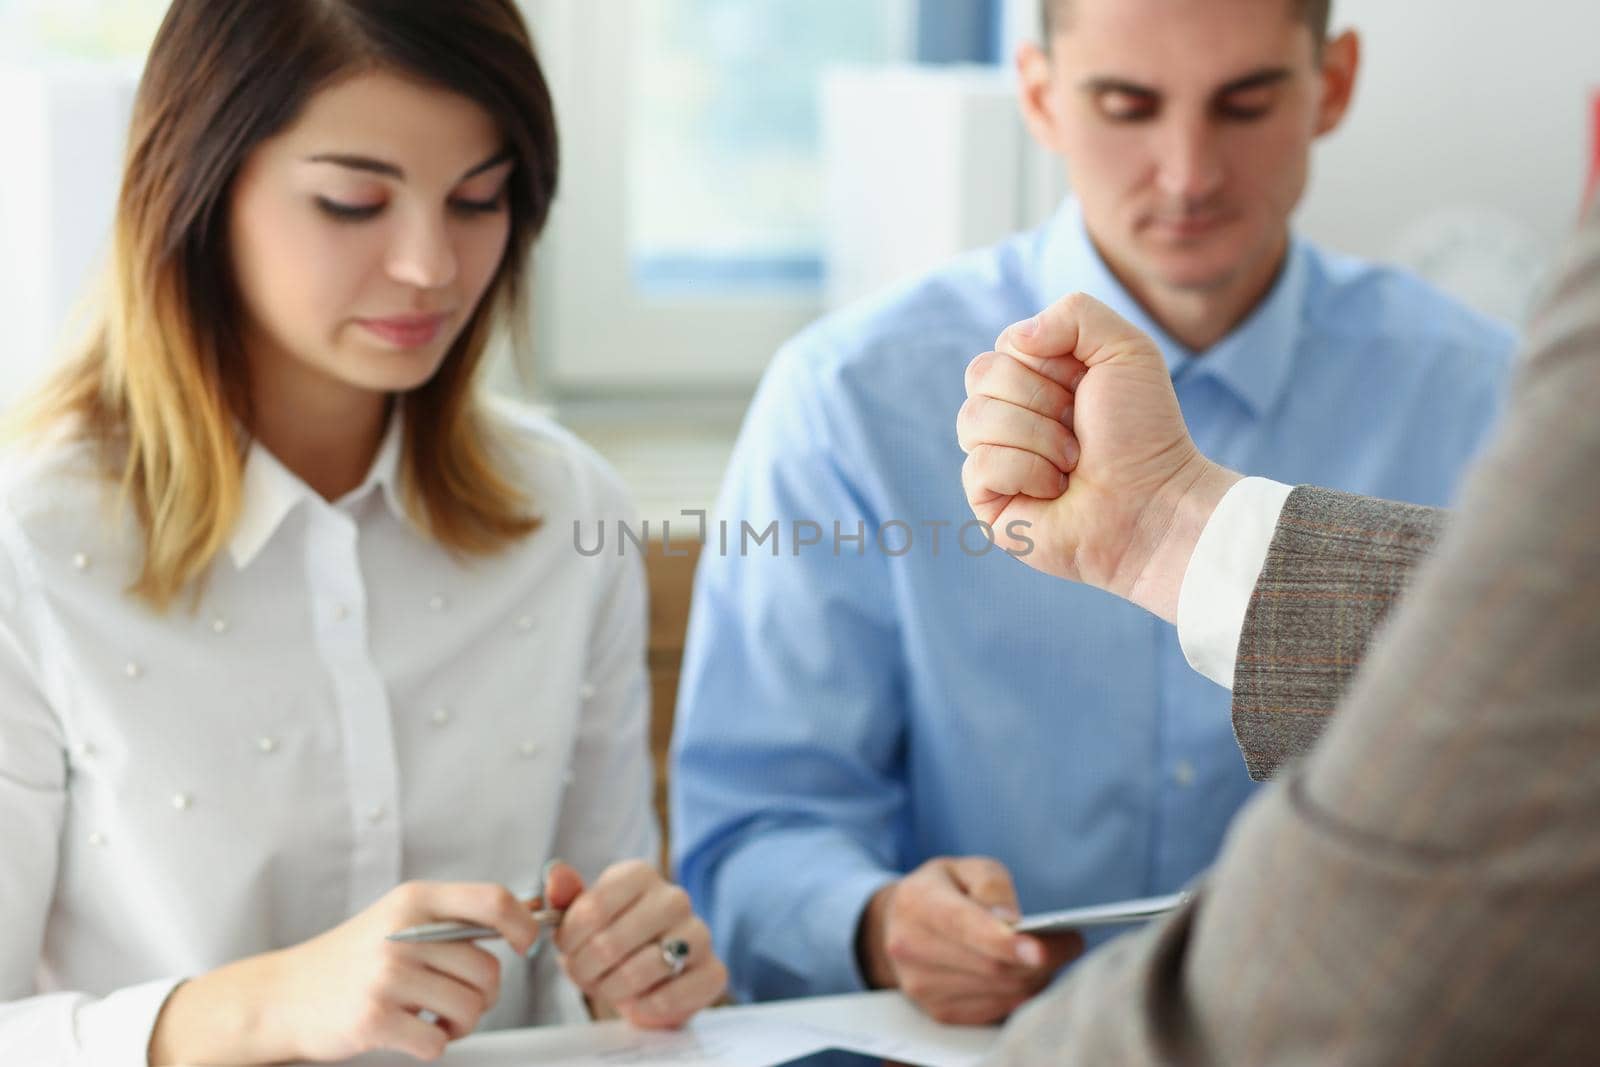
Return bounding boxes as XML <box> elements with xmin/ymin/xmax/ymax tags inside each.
<box><xmin>517</xmin><ymin>0</ymin><xmax>1008</xmax><ymax>395</ymax></box>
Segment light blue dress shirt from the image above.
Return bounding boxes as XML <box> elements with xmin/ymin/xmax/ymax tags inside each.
<box><xmin>671</xmin><ymin>199</ymin><xmax>1516</xmax><ymax>1003</ymax></box>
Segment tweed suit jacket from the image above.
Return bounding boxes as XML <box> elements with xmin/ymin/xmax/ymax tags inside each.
<box><xmin>986</xmin><ymin>202</ymin><xmax>1600</xmax><ymax>1066</ymax></box>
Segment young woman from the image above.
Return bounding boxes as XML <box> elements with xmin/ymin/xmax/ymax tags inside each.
<box><xmin>0</xmin><ymin>1</ymin><xmax>727</xmax><ymax>1062</ymax></box>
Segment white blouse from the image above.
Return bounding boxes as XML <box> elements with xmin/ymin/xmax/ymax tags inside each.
<box><xmin>0</xmin><ymin>406</ymin><xmax>658</xmax><ymax>1065</ymax></box>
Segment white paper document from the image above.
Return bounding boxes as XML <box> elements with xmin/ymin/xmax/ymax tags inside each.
<box><xmin>535</xmin><ymin>1011</ymin><xmax>981</xmax><ymax>1067</ymax></box>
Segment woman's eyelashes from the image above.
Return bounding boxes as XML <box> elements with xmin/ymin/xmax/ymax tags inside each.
<box><xmin>449</xmin><ymin>193</ymin><xmax>508</xmax><ymax>217</ymax></box>
<box><xmin>313</xmin><ymin>191</ymin><xmax>508</xmax><ymax>223</ymax></box>
<box><xmin>315</xmin><ymin>196</ymin><xmax>383</xmax><ymax>222</ymax></box>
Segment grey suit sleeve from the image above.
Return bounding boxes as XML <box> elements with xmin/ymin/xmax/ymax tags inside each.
<box><xmin>1231</xmin><ymin>487</ymin><xmax>1447</xmax><ymax>780</ymax></box>
<box><xmin>987</xmin><ymin>206</ymin><xmax>1600</xmax><ymax>1067</ymax></box>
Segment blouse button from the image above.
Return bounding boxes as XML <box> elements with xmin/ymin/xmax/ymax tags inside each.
<box><xmin>124</xmin><ymin>661</ymin><xmax>144</xmax><ymax>680</ymax></box>
<box><xmin>334</xmin><ymin>603</ymin><xmax>351</xmax><ymax>622</ymax></box>
<box><xmin>74</xmin><ymin>741</ymin><xmax>96</xmax><ymax>760</ymax></box>
<box><xmin>519</xmin><ymin>740</ymin><xmax>541</xmax><ymax>759</ymax></box>
<box><xmin>172</xmin><ymin>792</ymin><xmax>193</xmax><ymax>811</ymax></box>
<box><xmin>427</xmin><ymin>594</ymin><xmax>449</xmax><ymax>612</ymax></box>
<box><xmin>87</xmin><ymin>831</ymin><xmax>107</xmax><ymax>847</ymax></box>
<box><xmin>516</xmin><ymin>615</ymin><xmax>535</xmax><ymax>632</ymax></box>
<box><xmin>431</xmin><ymin>707</ymin><xmax>453</xmax><ymax>727</ymax></box>
<box><xmin>72</xmin><ymin>552</ymin><xmax>91</xmax><ymax>572</ymax></box>
<box><xmin>367</xmin><ymin>805</ymin><xmax>387</xmax><ymax>825</ymax></box>
<box><xmin>257</xmin><ymin>737</ymin><xmax>278</xmax><ymax>754</ymax></box>
<box><xmin>211</xmin><ymin>617</ymin><xmax>230</xmax><ymax>635</ymax></box>
<box><xmin>578</xmin><ymin>682</ymin><xmax>597</xmax><ymax>701</ymax></box>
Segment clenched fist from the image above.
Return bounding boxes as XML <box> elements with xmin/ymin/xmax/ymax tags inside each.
<box><xmin>957</xmin><ymin>292</ymin><xmax>1240</xmax><ymax>622</ymax></box>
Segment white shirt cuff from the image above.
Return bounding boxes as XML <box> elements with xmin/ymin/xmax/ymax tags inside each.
<box><xmin>1176</xmin><ymin>477</ymin><xmax>1294</xmax><ymax>689</ymax></box>
<box><xmin>75</xmin><ymin>976</ymin><xmax>185</xmax><ymax>1067</ymax></box>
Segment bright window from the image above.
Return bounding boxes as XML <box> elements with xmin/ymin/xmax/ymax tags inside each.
<box><xmin>525</xmin><ymin>0</ymin><xmax>1007</xmax><ymax>392</ymax></box>
<box><xmin>627</xmin><ymin>0</ymin><xmax>916</xmax><ymax>292</ymax></box>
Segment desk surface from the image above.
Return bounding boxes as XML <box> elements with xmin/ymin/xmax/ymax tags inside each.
<box><xmin>334</xmin><ymin>991</ymin><xmax>999</xmax><ymax>1067</ymax></box>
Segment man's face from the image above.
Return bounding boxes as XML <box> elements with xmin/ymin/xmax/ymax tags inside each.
<box><xmin>1022</xmin><ymin>0</ymin><xmax>1354</xmax><ymax>300</ymax></box>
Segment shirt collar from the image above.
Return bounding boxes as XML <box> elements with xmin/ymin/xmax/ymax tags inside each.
<box><xmin>228</xmin><ymin>410</ymin><xmax>407</xmax><ymax>569</ymax></box>
<box><xmin>1034</xmin><ymin>197</ymin><xmax>1308</xmax><ymax>418</ymax></box>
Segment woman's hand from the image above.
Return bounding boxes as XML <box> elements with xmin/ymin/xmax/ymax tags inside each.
<box><xmin>149</xmin><ymin>880</ymin><xmax>547</xmax><ymax>1064</ymax></box>
<box><xmin>546</xmin><ymin>860</ymin><xmax>728</xmax><ymax>1029</ymax></box>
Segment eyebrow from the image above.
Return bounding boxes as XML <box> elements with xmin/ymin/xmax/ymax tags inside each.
<box><xmin>1079</xmin><ymin>67</ymin><xmax>1294</xmax><ymax>98</ymax></box>
<box><xmin>304</xmin><ymin>148</ymin><xmax>515</xmax><ymax>182</ymax></box>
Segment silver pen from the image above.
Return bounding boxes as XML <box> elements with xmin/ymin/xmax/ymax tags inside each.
<box><xmin>387</xmin><ymin>906</ymin><xmax>566</xmax><ymax>944</ymax></box>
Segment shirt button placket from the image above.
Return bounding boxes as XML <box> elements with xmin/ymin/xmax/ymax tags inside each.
<box><xmin>308</xmin><ymin>510</ymin><xmax>401</xmax><ymax>914</ymax></box>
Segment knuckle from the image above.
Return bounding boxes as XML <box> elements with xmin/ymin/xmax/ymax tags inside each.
<box><xmin>968</xmin><ymin>854</ymin><xmax>1006</xmax><ymax>876</ymax></box>
<box><xmin>355</xmin><ymin>1000</ymin><xmax>391</xmax><ymax>1041</ymax></box>
<box><xmin>662</xmin><ymin>884</ymin><xmax>691</xmax><ymax>915</ymax></box>
<box><xmin>1048</xmin><ymin>421</ymin><xmax>1072</xmax><ymax>454</ymax></box>
<box><xmin>560</xmin><ymin>896</ymin><xmax>591</xmax><ymax>930</ymax></box>
<box><xmin>887</xmin><ymin>887</ymin><xmax>921</xmax><ymax>920</ymax></box>
<box><xmin>636</xmin><ymin>991</ymin><xmax>668</xmax><ymax>1021</ymax></box>
<box><xmin>479</xmin><ymin>952</ymin><xmax>504</xmax><ymax>993</ymax></box>
<box><xmin>967</xmin><ymin>351</ymin><xmax>996</xmax><ymax>383</ymax></box>
<box><xmin>1024</xmin><ymin>378</ymin><xmax>1049</xmax><ymax>412</ymax></box>
<box><xmin>960</xmin><ymin>450</ymin><xmax>980</xmax><ymax>485</ymax></box>
<box><xmin>594</xmin><ymin>965</ymin><xmax>629</xmax><ymax>1002</ymax></box>
<box><xmin>977</xmin><ymin>954</ymin><xmax>1013</xmax><ymax>980</ymax></box>
<box><xmin>374</xmin><ymin>949</ymin><xmax>410</xmax><ymax>987</ymax></box>
<box><xmin>588</xmin><ymin>931</ymin><xmax>622</xmax><ymax>968</ymax></box>
<box><xmin>482</xmin><ymin>884</ymin><xmax>517</xmax><ymax>915</ymax></box>
<box><xmin>618</xmin><ymin>858</ymin><xmax>653</xmax><ymax>882</ymax></box>
<box><xmin>567</xmin><ymin>895</ymin><xmax>602</xmax><ymax>933</ymax></box>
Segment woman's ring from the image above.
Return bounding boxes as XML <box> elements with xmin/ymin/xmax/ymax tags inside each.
<box><xmin>659</xmin><ymin>937</ymin><xmax>690</xmax><ymax>978</ymax></box>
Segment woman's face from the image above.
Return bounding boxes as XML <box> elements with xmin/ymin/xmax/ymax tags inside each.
<box><xmin>228</xmin><ymin>69</ymin><xmax>514</xmax><ymax>403</ymax></box>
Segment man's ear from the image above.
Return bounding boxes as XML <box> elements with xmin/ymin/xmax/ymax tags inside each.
<box><xmin>1017</xmin><ymin>41</ymin><xmax>1068</xmax><ymax>154</ymax></box>
<box><xmin>1313</xmin><ymin>29</ymin><xmax>1360</xmax><ymax>137</ymax></box>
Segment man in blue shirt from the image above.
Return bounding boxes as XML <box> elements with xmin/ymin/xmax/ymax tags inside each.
<box><xmin>672</xmin><ymin>0</ymin><xmax>1515</xmax><ymax>1024</ymax></box>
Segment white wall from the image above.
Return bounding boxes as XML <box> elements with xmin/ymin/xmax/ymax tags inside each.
<box><xmin>0</xmin><ymin>63</ymin><xmax>138</xmax><ymax>406</ymax></box>
<box><xmin>1296</xmin><ymin>0</ymin><xmax>1600</xmax><ymax>323</ymax></box>
<box><xmin>821</xmin><ymin>67</ymin><xmax>1025</xmax><ymax>311</ymax></box>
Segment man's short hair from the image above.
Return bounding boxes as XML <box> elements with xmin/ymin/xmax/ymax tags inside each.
<box><xmin>1041</xmin><ymin>0</ymin><xmax>1331</xmax><ymax>46</ymax></box>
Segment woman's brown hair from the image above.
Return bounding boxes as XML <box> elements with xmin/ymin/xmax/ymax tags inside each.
<box><xmin>20</xmin><ymin>0</ymin><xmax>558</xmax><ymax>608</ymax></box>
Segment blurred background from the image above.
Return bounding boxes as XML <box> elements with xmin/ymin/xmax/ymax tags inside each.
<box><xmin>2</xmin><ymin>0</ymin><xmax>1597</xmax><ymax>524</ymax></box>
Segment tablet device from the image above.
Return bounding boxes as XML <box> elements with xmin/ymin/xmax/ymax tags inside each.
<box><xmin>1014</xmin><ymin>890</ymin><xmax>1186</xmax><ymax>934</ymax></box>
<box><xmin>768</xmin><ymin>1051</ymin><xmax>937</xmax><ymax>1067</ymax></box>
